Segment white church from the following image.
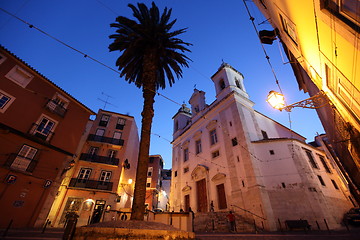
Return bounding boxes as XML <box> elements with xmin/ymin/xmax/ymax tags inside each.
<box><xmin>170</xmin><ymin>63</ymin><xmax>354</xmax><ymax>231</ymax></box>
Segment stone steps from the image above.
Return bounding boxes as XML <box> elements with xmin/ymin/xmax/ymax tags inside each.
<box><xmin>194</xmin><ymin>211</ymin><xmax>259</xmax><ymax>233</ymax></box>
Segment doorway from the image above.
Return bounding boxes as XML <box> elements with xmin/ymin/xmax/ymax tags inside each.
<box><xmin>90</xmin><ymin>200</ymin><xmax>106</xmax><ymax>224</ymax></box>
<box><xmin>196</xmin><ymin>179</ymin><xmax>208</xmax><ymax>212</ymax></box>
<box><xmin>184</xmin><ymin>194</ymin><xmax>190</xmax><ymax>212</ymax></box>
<box><xmin>216</xmin><ymin>183</ymin><xmax>227</xmax><ymax>209</ymax></box>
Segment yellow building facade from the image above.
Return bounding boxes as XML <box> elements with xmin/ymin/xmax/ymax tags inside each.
<box><xmin>47</xmin><ymin>109</ymin><xmax>139</xmax><ymax>227</ymax></box>
<box><xmin>253</xmin><ymin>0</ymin><xmax>360</xmax><ymax>203</ymax></box>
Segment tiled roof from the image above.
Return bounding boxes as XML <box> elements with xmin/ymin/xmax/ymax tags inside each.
<box><xmin>0</xmin><ymin>45</ymin><xmax>95</xmax><ymax>114</ymax></box>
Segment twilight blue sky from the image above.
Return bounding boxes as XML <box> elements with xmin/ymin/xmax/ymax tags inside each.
<box><xmin>0</xmin><ymin>0</ymin><xmax>324</xmax><ymax>168</ymax></box>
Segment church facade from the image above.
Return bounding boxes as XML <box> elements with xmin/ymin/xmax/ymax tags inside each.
<box><xmin>170</xmin><ymin>63</ymin><xmax>354</xmax><ymax>230</ymax></box>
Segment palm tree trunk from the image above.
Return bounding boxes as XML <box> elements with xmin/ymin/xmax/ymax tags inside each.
<box><xmin>131</xmin><ymin>54</ymin><xmax>157</xmax><ymax>221</ymax></box>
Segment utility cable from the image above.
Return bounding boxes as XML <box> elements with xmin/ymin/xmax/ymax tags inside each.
<box><xmin>242</xmin><ymin>0</ymin><xmax>283</xmax><ymax>94</ymax></box>
<box><xmin>0</xmin><ymin>7</ymin><xmax>183</xmax><ymax>107</ymax></box>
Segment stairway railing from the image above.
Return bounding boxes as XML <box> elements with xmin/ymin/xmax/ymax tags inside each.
<box><xmin>231</xmin><ymin>204</ymin><xmax>266</xmax><ymax>220</ymax></box>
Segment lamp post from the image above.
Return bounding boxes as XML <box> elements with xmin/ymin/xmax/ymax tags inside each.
<box><xmin>267</xmin><ymin>90</ymin><xmax>328</xmax><ymax>112</ymax></box>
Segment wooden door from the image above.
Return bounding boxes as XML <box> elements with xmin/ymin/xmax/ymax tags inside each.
<box><xmin>184</xmin><ymin>194</ymin><xmax>190</xmax><ymax>212</ymax></box>
<box><xmin>216</xmin><ymin>184</ymin><xmax>227</xmax><ymax>209</ymax></box>
<box><xmin>196</xmin><ymin>179</ymin><xmax>208</xmax><ymax>212</ymax></box>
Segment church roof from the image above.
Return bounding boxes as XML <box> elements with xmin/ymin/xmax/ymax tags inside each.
<box><xmin>211</xmin><ymin>62</ymin><xmax>244</xmax><ymax>79</ymax></box>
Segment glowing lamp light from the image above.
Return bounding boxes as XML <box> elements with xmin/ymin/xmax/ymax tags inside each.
<box><xmin>267</xmin><ymin>90</ymin><xmax>328</xmax><ymax>112</ymax></box>
<box><xmin>128</xmin><ymin>179</ymin><xmax>133</xmax><ymax>184</ymax></box>
<box><xmin>266</xmin><ymin>91</ymin><xmax>285</xmax><ymax>110</ymax></box>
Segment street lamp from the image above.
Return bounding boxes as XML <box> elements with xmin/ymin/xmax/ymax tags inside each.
<box><xmin>267</xmin><ymin>90</ymin><xmax>328</xmax><ymax>112</ymax></box>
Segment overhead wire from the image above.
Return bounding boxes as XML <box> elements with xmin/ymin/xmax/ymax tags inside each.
<box><xmin>0</xmin><ymin>4</ymin><xmax>320</xmax><ymax>178</ymax></box>
<box><xmin>242</xmin><ymin>0</ymin><xmax>283</xmax><ymax>94</ymax></box>
<box><xmin>0</xmin><ymin>0</ymin><xmax>31</xmax><ymax>30</ymax></box>
<box><xmin>242</xmin><ymin>0</ymin><xmax>298</xmax><ymax>158</ymax></box>
<box><xmin>0</xmin><ymin>7</ymin><xmax>183</xmax><ymax>107</ymax></box>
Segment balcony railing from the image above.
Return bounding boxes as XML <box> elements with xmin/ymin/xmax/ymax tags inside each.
<box><xmin>69</xmin><ymin>178</ymin><xmax>113</xmax><ymax>191</ymax></box>
<box><xmin>4</xmin><ymin>153</ymin><xmax>38</xmax><ymax>173</ymax></box>
<box><xmin>87</xmin><ymin>134</ymin><xmax>124</xmax><ymax>146</ymax></box>
<box><xmin>79</xmin><ymin>153</ymin><xmax>119</xmax><ymax>166</ymax></box>
<box><xmin>45</xmin><ymin>99</ymin><xmax>67</xmax><ymax>117</ymax></box>
<box><xmin>29</xmin><ymin>123</ymin><xmax>55</xmax><ymax>141</ymax></box>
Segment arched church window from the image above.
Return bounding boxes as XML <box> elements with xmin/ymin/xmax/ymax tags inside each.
<box><xmin>175</xmin><ymin>120</ymin><xmax>179</xmax><ymax>131</ymax></box>
<box><xmin>219</xmin><ymin>79</ymin><xmax>225</xmax><ymax>90</ymax></box>
<box><xmin>235</xmin><ymin>78</ymin><xmax>242</xmax><ymax>90</ymax></box>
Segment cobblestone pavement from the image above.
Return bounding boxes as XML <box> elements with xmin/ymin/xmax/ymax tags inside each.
<box><xmin>0</xmin><ymin>228</ymin><xmax>63</xmax><ymax>240</ymax></box>
<box><xmin>195</xmin><ymin>230</ymin><xmax>360</xmax><ymax>240</ymax></box>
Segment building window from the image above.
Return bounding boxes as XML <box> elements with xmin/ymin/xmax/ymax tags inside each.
<box><xmin>235</xmin><ymin>78</ymin><xmax>242</xmax><ymax>89</ymax></box>
<box><xmin>99</xmin><ymin>171</ymin><xmax>112</xmax><ymax>182</ymax></box>
<box><xmin>318</xmin><ymin>175</ymin><xmax>326</xmax><ymax>186</ymax></box>
<box><xmin>88</xmin><ymin>147</ymin><xmax>98</xmax><ymax>156</ymax></box>
<box><xmin>0</xmin><ymin>94</ymin><xmax>11</xmax><ymax>109</ymax></box>
<box><xmin>281</xmin><ymin>182</ymin><xmax>286</xmax><ymax>188</ymax></box>
<box><xmin>149</xmin><ymin>157</ymin><xmax>155</xmax><ymax>163</ymax></box>
<box><xmin>0</xmin><ymin>90</ymin><xmax>15</xmax><ymax>113</ymax></box>
<box><xmin>322</xmin><ymin>0</ymin><xmax>360</xmax><ymax>31</ymax></box>
<box><xmin>10</xmin><ymin>144</ymin><xmax>38</xmax><ymax>172</ymax></box>
<box><xmin>175</xmin><ymin>120</ymin><xmax>179</xmax><ymax>131</ymax></box>
<box><xmin>116</xmin><ymin>118</ymin><xmax>126</xmax><ymax>130</ymax></box>
<box><xmin>269</xmin><ymin>150</ymin><xmax>275</xmax><ymax>155</ymax></box>
<box><xmin>229</xmin><ymin>121</ymin><xmax>232</xmax><ymax>127</ymax></box>
<box><xmin>231</xmin><ymin>137</ymin><xmax>238</xmax><ymax>146</ymax></box>
<box><xmin>46</xmin><ymin>93</ymin><xmax>69</xmax><ymax>117</ymax></box>
<box><xmin>174</xmin><ymin>171</ymin><xmax>177</xmax><ymax>177</ymax></box>
<box><xmin>212</xmin><ymin>150</ymin><xmax>220</xmax><ymax>158</ymax></box>
<box><xmin>210</xmin><ymin>129</ymin><xmax>218</xmax><ymax>145</ymax></box>
<box><xmin>237</xmin><ymin>156</ymin><xmax>240</xmax><ymax>162</ymax></box>
<box><xmin>5</xmin><ymin>65</ymin><xmax>34</xmax><ymax>88</ymax></box>
<box><xmin>32</xmin><ymin>116</ymin><xmax>56</xmax><ymax>141</ymax></box>
<box><xmin>195</xmin><ymin>140</ymin><xmax>202</xmax><ymax>154</ymax></box>
<box><xmin>99</xmin><ymin>114</ymin><xmax>110</xmax><ymax>127</ymax></box>
<box><xmin>325</xmin><ymin>64</ymin><xmax>335</xmax><ymax>92</ymax></box>
<box><xmin>95</xmin><ymin>128</ymin><xmax>105</xmax><ymax>136</ymax></box>
<box><xmin>194</xmin><ymin>105</ymin><xmax>199</xmax><ymax>113</ymax></box>
<box><xmin>219</xmin><ymin>79</ymin><xmax>225</xmax><ymax>90</ymax></box>
<box><xmin>184</xmin><ymin>148</ymin><xmax>189</xmax><ymax>162</ymax></box>
<box><xmin>184</xmin><ymin>167</ymin><xmax>189</xmax><ymax>173</ymax></box>
<box><xmin>261</xmin><ymin>130</ymin><xmax>269</xmax><ymax>139</ymax></box>
<box><xmin>148</xmin><ymin>167</ymin><xmax>153</xmax><ymax>177</ymax></box>
<box><xmin>0</xmin><ymin>53</ymin><xmax>7</xmax><ymax>64</ymax></box>
<box><xmin>279</xmin><ymin>14</ymin><xmax>298</xmax><ymax>44</ymax></box>
<box><xmin>331</xmin><ymin>179</ymin><xmax>339</xmax><ymax>190</ymax></box>
<box><xmin>304</xmin><ymin>149</ymin><xmax>319</xmax><ymax>169</ymax></box>
<box><xmin>113</xmin><ymin>131</ymin><xmax>122</xmax><ymax>139</ymax></box>
<box><xmin>146</xmin><ymin>178</ymin><xmax>152</xmax><ymax>188</ymax></box>
<box><xmin>108</xmin><ymin>149</ymin><xmax>117</xmax><ymax>158</ymax></box>
<box><xmin>318</xmin><ymin>155</ymin><xmax>332</xmax><ymax>173</ymax></box>
<box><xmin>78</xmin><ymin>168</ymin><xmax>92</xmax><ymax>182</ymax></box>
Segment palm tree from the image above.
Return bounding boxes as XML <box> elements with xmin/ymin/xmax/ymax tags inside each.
<box><xmin>109</xmin><ymin>2</ymin><xmax>191</xmax><ymax>220</ymax></box>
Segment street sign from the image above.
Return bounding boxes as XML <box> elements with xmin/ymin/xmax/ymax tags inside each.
<box><xmin>44</xmin><ymin>180</ymin><xmax>52</xmax><ymax>188</ymax></box>
<box><xmin>5</xmin><ymin>174</ymin><xmax>17</xmax><ymax>184</ymax></box>
<box><xmin>13</xmin><ymin>200</ymin><xmax>24</xmax><ymax>207</ymax></box>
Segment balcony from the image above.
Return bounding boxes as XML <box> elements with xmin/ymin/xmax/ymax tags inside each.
<box><xmin>79</xmin><ymin>153</ymin><xmax>119</xmax><ymax>166</ymax></box>
<box><xmin>87</xmin><ymin>134</ymin><xmax>124</xmax><ymax>146</ymax></box>
<box><xmin>69</xmin><ymin>178</ymin><xmax>113</xmax><ymax>191</ymax></box>
<box><xmin>4</xmin><ymin>153</ymin><xmax>38</xmax><ymax>173</ymax></box>
<box><xmin>29</xmin><ymin>123</ymin><xmax>54</xmax><ymax>141</ymax></box>
<box><xmin>45</xmin><ymin>99</ymin><xmax>67</xmax><ymax>117</ymax></box>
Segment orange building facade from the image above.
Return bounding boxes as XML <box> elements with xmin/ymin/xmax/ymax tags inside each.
<box><xmin>145</xmin><ymin>155</ymin><xmax>164</xmax><ymax>211</ymax></box>
<box><xmin>0</xmin><ymin>46</ymin><xmax>94</xmax><ymax>228</ymax></box>
<box><xmin>47</xmin><ymin>109</ymin><xmax>139</xmax><ymax>227</ymax></box>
